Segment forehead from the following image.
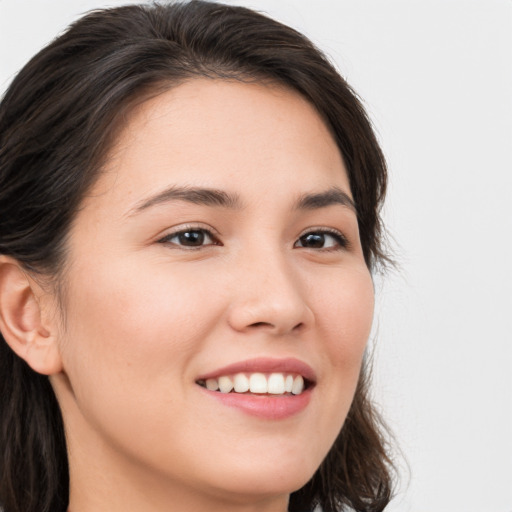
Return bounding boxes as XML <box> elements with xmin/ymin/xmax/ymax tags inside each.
<box><xmin>86</xmin><ymin>79</ymin><xmax>351</xmax><ymax>212</ymax></box>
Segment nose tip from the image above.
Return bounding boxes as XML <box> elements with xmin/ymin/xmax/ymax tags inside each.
<box><xmin>228</xmin><ymin>302</ymin><xmax>313</xmax><ymax>336</ymax></box>
<box><xmin>227</xmin><ymin>270</ymin><xmax>314</xmax><ymax>336</ymax></box>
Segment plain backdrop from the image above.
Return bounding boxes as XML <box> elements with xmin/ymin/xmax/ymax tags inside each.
<box><xmin>1</xmin><ymin>1</ymin><xmax>511</xmax><ymax>511</ymax></box>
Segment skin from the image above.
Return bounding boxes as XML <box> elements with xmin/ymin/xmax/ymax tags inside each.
<box><xmin>29</xmin><ymin>80</ymin><xmax>374</xmax><ymax>511</ymax></box>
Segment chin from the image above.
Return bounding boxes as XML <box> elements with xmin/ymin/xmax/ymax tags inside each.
<box><xmin>209</xmin><ymin>474</ymin><xmax>310</xmax><ymax>505</ymax></box>
<box><xmin>202</xmin><ymin>452</ymin><xmax>319</xmax><ymax>501</ymax></box>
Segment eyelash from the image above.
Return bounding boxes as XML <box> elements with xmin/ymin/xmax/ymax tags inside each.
<box><xmin>157</xmin><ymin>226</ymin><xmax>349</xmax><ymax>251</ymax></box>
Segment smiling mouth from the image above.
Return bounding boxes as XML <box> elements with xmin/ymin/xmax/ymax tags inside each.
<box><xmin>196</xmin><ymin>372</ymin><xmax>312</xmax><ymax>396</ymax></box>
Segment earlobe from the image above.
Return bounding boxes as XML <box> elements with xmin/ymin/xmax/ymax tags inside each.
<box><xmin>0</xmin><ymin>256</ymin><xmax>63</xmax><ymax>375</ymax></box>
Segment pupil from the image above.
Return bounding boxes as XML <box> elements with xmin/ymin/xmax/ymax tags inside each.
<box><xmin>179</xmin><ymin>231</ymin><xmax>204</xmax><ymax>246</ymax></box>
<box><xmin>302</xmin><ymin>233</ymin><xmax>324</xmax><ymax>248</ymax></box>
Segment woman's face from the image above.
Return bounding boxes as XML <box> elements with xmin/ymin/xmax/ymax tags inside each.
<box><xmin>51</xmin><ymin>79</ymin><xmax>374</xmax><ymax>507</ymax></box>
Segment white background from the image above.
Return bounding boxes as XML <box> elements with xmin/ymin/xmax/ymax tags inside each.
<box><xmin>1</xmin><ymin>1</ymin><xmax>511</xmax><ymax>511</ymax></box>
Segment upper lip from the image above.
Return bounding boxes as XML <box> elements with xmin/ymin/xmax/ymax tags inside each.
<box><xmin>196</xmin><ymin>357</ymin><xmax>317</xmax><ymax>383</ymax></box>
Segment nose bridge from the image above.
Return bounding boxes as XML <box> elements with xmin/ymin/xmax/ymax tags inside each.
<box><xmin>227</xmin><ymin>240</ymin><xmax>313</xmax><ymax>335</ymax></box>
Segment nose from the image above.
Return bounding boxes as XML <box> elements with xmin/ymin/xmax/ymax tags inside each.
<box><xmin>226</xmin><ymin>250</ymin><xmax>314</xmax><ymax>336</ymax></box>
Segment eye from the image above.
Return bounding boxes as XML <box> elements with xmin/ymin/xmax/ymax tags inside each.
<box><xmin>158</xmin><ymin>228</ymin><xmax>218</xmax><ymax>248</ymax></box>
<box><xmin>294</xmin><ymin>229</ymin><xmax>349</xmax><ymax>251</ymax></box>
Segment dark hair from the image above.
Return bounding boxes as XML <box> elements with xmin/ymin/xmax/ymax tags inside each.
<box><xmin>0</xmin><ymin>2</ymin><xmax>393</xmax><ymax>511</ymax></box>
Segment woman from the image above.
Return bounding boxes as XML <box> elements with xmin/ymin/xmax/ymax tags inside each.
<box><xmin>0</xmin><ymin>2</ymin><xmax>393</xmax><ymax>511</ymax></box>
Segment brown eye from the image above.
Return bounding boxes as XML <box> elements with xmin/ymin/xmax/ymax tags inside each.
<box><xmin>295</xmin><ymin>230</ymin><xmax>348</xmax><ymax>250</ymax></box>
<box><xmin>298</xmin><ymin>233</ymin><xmax>325</xmax><ymax>248</ymax></box>
<box><xmin>176</xmin><ymin>230</ymin><xmax>206</xmax><ymax>246</ymax></box>
<box><xmin>159</xmin><ymin>229</ymin><xmax>217</xmax><ymax>248</ymax></box>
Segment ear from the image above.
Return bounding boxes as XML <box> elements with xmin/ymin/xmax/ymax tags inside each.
<box><xmin>0</xmin><ymin>256</ymin><xmax>63</xmax><ymax>375</ymax></box>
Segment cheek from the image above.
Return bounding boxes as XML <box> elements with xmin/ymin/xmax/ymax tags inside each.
<box><xmin>310</xmin><ymin>264</ymin><xmax>374</xmax><ymax>419</ymax></box>
<box><xmin>59</xmin><ymin>259</ymin><xmax>222</xmax><ymax>412</ymax></box>
<box><xmin>315</xmin><ymin>264</ymin><xmax>374</xmax><ymax>361</ymax></box>
<box><xmin>56</xmin><ymin>260</ymin><xmax>231</xmax><ymax>471</ymax></box>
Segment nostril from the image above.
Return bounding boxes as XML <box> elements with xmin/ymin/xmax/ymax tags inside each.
<box><xmin>249</xmin><ymin>321</ymin><xmax>272</xmax><ymax>328</ymax></box>
<box><xmin>247</xmin><ymin>321</ymin><xmax>304</xmax><ymax>332</ymax></box>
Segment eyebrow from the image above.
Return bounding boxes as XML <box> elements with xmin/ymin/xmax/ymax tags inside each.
<box><xmin>295</xmin><ymin>186</ymin><xmax>356</xmax><ymax>212</ymax></box>
<box><xmin>128</xmin><ymin>184</ymin><xmax>356</xmax><ymax>216</ymax></box>
<box><xmin>129</xmin><ymin>186</ymin><xmax>243</xmax><ymax>215</ymax></box>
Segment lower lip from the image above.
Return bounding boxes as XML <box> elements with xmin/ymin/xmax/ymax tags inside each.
<box><xmin>200</xmin><ymin>387</ymin><xmax>313</xmax><ymax>420</ymax></box>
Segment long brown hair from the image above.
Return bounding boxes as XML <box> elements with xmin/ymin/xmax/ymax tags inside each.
<box><xmin>0</xmin><ymin>2</ymin><xmax>394</xmax><ymax>511</ymax></box>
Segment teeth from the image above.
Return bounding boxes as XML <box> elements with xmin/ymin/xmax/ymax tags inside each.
<box><xmin>233</xmin><ymin>373</ymin><xmax>250</xmax><ymax>393</ymax></box>
<box><xmin>285</xmin><ymin>375</ymin><xmax>294</xmax><ymax>393</ymax></box>
<box><xmin>199</xmin><ymin>372</ymin><xmax>308</xmax><ymax>396</ymax></box>
<box><xmin>218</xmin><ymin>376</ymin><xmax>234</xmax><ymax>393</ymax></box>
<box><xmin>249</xmin><ymin>373</ymin><xmax>267</xmax><ymax>393</ymax></box>
<box><xmin>267</xmin><ymin>373</ymin><xmax>285</xmax><ymax>394</ymax></box>
<box><xmin>205</xmin><ymin>378</ymin><xmax>219</xmax><ymax>391</ymax></box>
<box><xmin>291</xmin><ymin>375</ymin><xmax>304</xmax><ymax>395</ymax></box>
